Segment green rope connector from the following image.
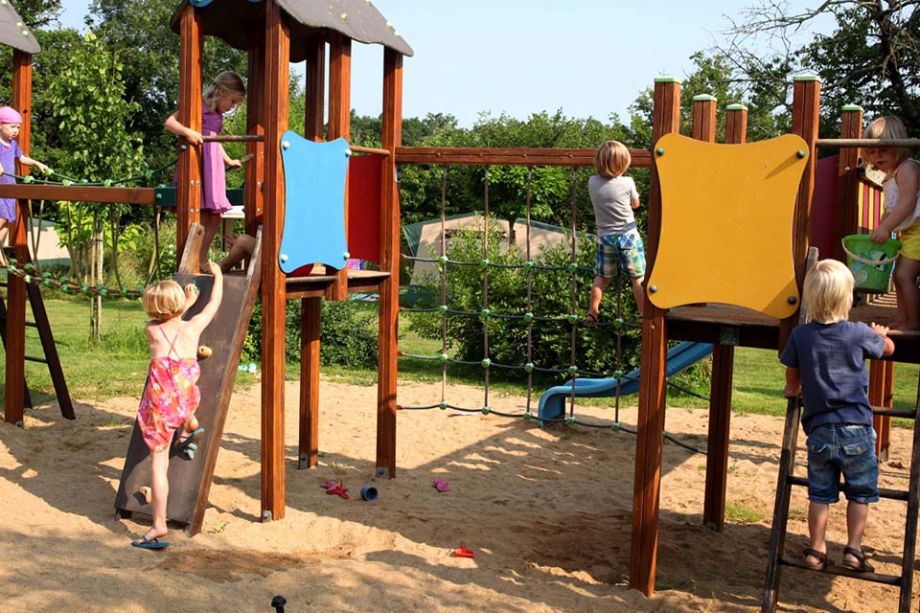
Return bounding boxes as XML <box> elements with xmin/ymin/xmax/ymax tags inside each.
<box><xmin>567</xmin><ymin>313</ymin><xmax>579</xmax><ymax>325</ymax></box>
<box><xmin>103</xmin><ymin>179</ymin><xmax>112</xmax><ymax>187</ymax></box>
<box><xmin>524</xmin><ymin>260</ymin><xmax>535</xmax><ymax>270</ymax></box>
<box><xmin>568</xmin><ymin>365</ymin><xmax>578</xmax><ymax>374</ymax></box>
<box><xmin>439</xmin><ymin>401</ymin><xmax>448</xmax><ymax>410</ymax></box>
<box><xmin>523</xmin><ymin>312</ymin><xmax>535</xmax><ymax>323</ymax></box>
<box><xmin>568</xmin><ymin>262</ymin><xmax>578</xmax><ymax>272</ymax></box>
<box><xmin>565</xmin><ymin>415</ymin><xmax>577</xmax><ymax>426</ymax></box>
<box><xmin>145</xmin><ymin>170</ymin><xmax>154</xmax><ymax>180</ymax></box>
<box><xmin>22</xmin><ymin>175</ymin><xmax>33</xmax><ymax>184</ymax></box>
<box><xmin>23</xmin><ymin>263</ymin><xmax>33</xmax><ymax>271</ymax></box>
<box><xmin>480</xmin><ymin>308</ymin><xmax>491</xmax><ymax>319</ymax></box>
<box><xmin>23</xmin><ymin>274</ymin><xmax>31</xmax><ymax>283</ymax></box>
<box><xmin>481</xmin><ymin>406</ymin><xmax>491</xmax><ymax>415</ymax></box>
<box><xmin>613</xmin><ymin>369</ymin><xmax>624</xmax><ymax>379</ymax></box>
<box><xmin>479</xmin><ymin>258</ymin><xmax>490</xmax><ymax>268</ymax></box>
<box><xmin>613</xmin><ymin>318</ymin><xmax>624</xmax><ymax>329</ymax></box>
<box><xmin>438</xmin><ymin>353</ymin><xmax>449</xmax><ymax>363</ymax></box>
<box><xmin>523</xmin><ymin>411</ymin><xmax>532</xmax><ymax>421</ymax></box>
<box><xmin>437</xmin><ymin>255</ymin><xmax>448</xmax><ymax>266</ymax></box>
<box><xmin>439</xmin><ymin>304</ymin><xmax>449</xmax><ymax>313</ymax></box>
<box><xmin>481</xmin><ymin>358</ymin><xmax>491</xmax><ymax>369</ymax></box>
<box><xmin>62</xmin><ymin>180</ymin><xmax>72</xmax><ymax>186</ymax></box>
<box><xmin>612</xmin><ymin>422</ymin><xmax>622</xmax><ymax>432</ymax></box>
<box><xmin>523</xmin><ymin>362</ymin><xmax>535</xmax><ymax>373</ymax></box>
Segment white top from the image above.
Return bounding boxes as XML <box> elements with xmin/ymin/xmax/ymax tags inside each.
<box><xmin>883</xmin><ymin>159</ymin><xmax>920</xmax><ymax>232</ymax></box>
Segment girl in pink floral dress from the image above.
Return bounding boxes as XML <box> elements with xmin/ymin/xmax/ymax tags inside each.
<box><xmin>131</xmin><ymin>261</ymin><xmax>223</xmax><ymax>549</ymax></box>
<box><xmin>165</xmin><ymin>71</ymin><xmax>246</xmax><ymax>271</ymax></box>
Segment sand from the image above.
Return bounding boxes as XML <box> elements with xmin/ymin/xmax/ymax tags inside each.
<box><xmin>1</xmin><ymin>377</ymin><xmax>918</xmax><ymax>612</ymax></box>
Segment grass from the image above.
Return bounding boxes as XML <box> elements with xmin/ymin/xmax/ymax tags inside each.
<box><xmin>2</xmin><ymin>297</ymin><xmax>919</xmax><ymax>426</ymax></box>
<box><xmin>725</xmin><ymin>501</ymin><xmax>763</xmax><ymax>524</ymax></box>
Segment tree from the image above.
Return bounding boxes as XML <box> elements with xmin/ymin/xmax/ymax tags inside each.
<box><xmin>721</xmin><ymin>1</ymin><xmax>920</xmax><ymax>134</ymax></box>
<box><xmin>45</xmin><ymin>30</ymin><xmax>146</xmax><ymax>341</ymax></box>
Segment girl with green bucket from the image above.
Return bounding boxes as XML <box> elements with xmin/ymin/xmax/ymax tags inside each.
<box><xmin>864</xmin><ymin>116</ymin><xmax>920</xmax><ymax>330</ymax></box>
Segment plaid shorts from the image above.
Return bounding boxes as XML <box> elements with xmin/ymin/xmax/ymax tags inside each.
<box><xmin>595</xmin><ymin>228</ymin><xmax>646</xmax><ymax>280</ymax></box>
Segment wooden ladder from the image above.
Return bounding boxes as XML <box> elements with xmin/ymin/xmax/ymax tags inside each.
<box><xmin>0</xmin><ymin>250</ymin><xmax>74</xmax><ymax>422</ymax></box>
<box><xmin>762</xmin><ymin>389</ymin><xmax>920</xmax><ymax>612</ymax></box>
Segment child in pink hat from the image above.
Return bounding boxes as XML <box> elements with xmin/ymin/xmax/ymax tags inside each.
<box><xmin>0</xmin><ymin>105</ymin><xmax>49</xmax><ymax>251</ymax></box>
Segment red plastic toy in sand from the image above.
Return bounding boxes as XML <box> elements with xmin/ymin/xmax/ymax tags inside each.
<box><xmin>451</xmin><ymin>541</ymin><xmax>475</xmax><ymax>558</ymax></box>
<box><xmin>321</xmin><ymin>479</ymin><xmax>350</xmax><ymax>499</ymax></box>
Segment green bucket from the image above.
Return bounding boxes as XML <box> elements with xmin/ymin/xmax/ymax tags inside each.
<box><xmin>841</xmin><ymin>234</ymin><xmax>901</xmax><ymax>293</ymax></box>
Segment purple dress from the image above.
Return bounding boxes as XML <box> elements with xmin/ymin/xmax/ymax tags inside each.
<box><xmin>201</xmin><ymin>104</ymin><xmax>232</xmax><ymax>213</ymax></box>
<box><xmin>0</xmin><ymin>139</ymin><xmax>23</xmax><ymax>222</ymax></box>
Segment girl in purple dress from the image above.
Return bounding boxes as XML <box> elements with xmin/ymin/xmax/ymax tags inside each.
<box><xmin>0</xmin><ymin>106</ymin><xmax>49</xmax><ymax>255</ymax></box>
<box><xmin>165</xmin><ymin>71</ymin><xmax>246</xmax><ymax>271</ymax></box>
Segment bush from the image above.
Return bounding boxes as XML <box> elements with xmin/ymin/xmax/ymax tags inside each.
<box><xmin>407</xmin><ymin>221</ymin><xmax>642</xmax><ymax>382</ymax></box>
<box><xmin>243</xmin><ymin>298</ymin><xmax>379</xmax><ymax>369</ymax></box>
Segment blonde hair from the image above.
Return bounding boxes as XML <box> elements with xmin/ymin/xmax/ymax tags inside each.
<box><xmin>203</xmin><ymin>71</ymin><xmax>246</xmax><ymax>111</ymax></box>
<box><xmin>142</xmin><ymin>280</ymin><xmax>196</xmax><ymax>321</ymax></box>
<box><xmin>594</xmin><ymin>140</ymin><xmax>631</xmax><ymax>178</ymax></box>
<box><xmin>863</xmin><ymin>115</ymin><xmax>911</xmax><ymax>166</ymax></box>
<box><xmin>802</xmin><ymin>259</ymin><xmax>854</xmax><ymax>324</ymax></box>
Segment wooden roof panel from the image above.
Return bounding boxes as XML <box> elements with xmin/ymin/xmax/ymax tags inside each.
<box><xmin>172</xmin><ymin>0</ymin><xmax>412</xmax><ymax>60</ymax></box>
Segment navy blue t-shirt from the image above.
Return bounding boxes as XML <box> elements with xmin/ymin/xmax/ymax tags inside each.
<box><xmin>779</xmin><ymin>320</ymin><xmax>886</xmax><ymax>434</ymax></box>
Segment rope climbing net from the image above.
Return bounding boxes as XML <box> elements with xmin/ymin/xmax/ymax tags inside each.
<box><xmin>397</xmin><ymin>163</ymin><xmax>706</xmax><ymax>454</ymax></box>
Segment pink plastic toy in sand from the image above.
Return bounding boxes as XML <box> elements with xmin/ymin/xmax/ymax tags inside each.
<box><xmin>433</xmin><ymin>478</ymin><xmax>450</xmax><ymax>493</ymax></box>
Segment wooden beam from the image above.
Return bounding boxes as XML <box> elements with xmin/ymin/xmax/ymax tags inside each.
<box><xmin>780</xmin><ymin>76</ymin><xmax>820</xmax><ymax>353</ymax></box>
<box><xmin>4</xmin><ymin>50</ymin><xmax>32</xmax><ymax>426</ymax></box>
<box><xmin>176</xmin><ymin>5</ymin><xmax>203</xmax><ymax>261</ymax></box>
<box><xmin>0</xmin><ymin>185</ymin><xmax>156</xmax><ymax>204</ymax></box>
<box><xmin>246</xmin><ymin>39</ymin><xmax>266</xmax><ymax>229</ymax></box>
<box><xmin>396</xmin><ymin>147</ymin><xmax>653</xmax><ymax>168</ymax></box>
<box><xmin>305</xmin><ymin>38</ymin><xmax>326</xmax><ymax>142</ymax></box>
<box><xmin>298</xmin><ymin>297</ymin><xmax>321</xmax><ymax>469</ymax></box>
<box><xmin>298</xmin><ymin>37</ymin><xmax>326</xmax><ymax>470</ymax></box>
<box><xmin>376</xmin><ymin>48</ymin><xmax>403</xmax><ymax>479</ymax></box>
<box><xmin>260</xmin><ymin>0</ymin><xmax>290</xmax><ymax>522</ymax></box>
<box><xmin>326</xmin><ymin>35</ymin><xmax>352</xmax><ymax>301</ymax></box>
<box><xmin>869</xmin><ymin>360</ymin><xmax>894</xmax><ymax>461</ymax></box>
<box><xmin>630</xmin><ymin>77</ymin><xmax>681</xmax><ymax>596</ymax></box>
<box><xmin>834</xmin><ymin>106</ymin><xmax>863</xmax><ymax>262</ymax></box>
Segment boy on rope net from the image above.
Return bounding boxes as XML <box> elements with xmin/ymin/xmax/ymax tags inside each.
<box><xmin>584</xmin><ymin>140</ymin><xmax>645</xmax><ymax>324</ymax></box>
<box><xmin>780</xmin><ymin>259</ymin><xmax>894</xmax><ymax>572</ymax></box>
<box><xmin>131</xmin><ymin>262</ymin><xmax>223</xmax><ymax>550</ymax></box>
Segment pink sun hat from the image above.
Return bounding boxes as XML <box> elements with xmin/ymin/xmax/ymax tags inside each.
<box><xmin>0</xmin><ymin>106</ymin><xmax>23</xmax><ymax>125</ymax></box>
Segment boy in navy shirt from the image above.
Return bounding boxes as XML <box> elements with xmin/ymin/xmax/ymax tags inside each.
<box><xmin>781</xmin><ymin>259</ymin><xmax>894</xmax><ymax>572</ymax></box>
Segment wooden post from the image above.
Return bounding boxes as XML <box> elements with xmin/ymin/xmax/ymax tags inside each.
<box><xmin>176</xmin><ymin>5</ymin><xmax>203</xmax><ymax>262</ymax></box>
<box><xmin>630</xmin><ymin>76</ymin><xmax>680</xmax><ymax>596</ymax></box>
<box><xmin>245</xmin><ymin>41</ymin><xmax>266</xmax><ymax>229</ymax></box>
<box><xmin>696</xmin><ymin>96</ymin><xmax>739</xmax><ymax>532</ymax></box>
<box><xmin>260</xmin><ymin>0</ymin><xmax>290</xmax><ymax>522</ymax></box>
<box><xmin>299</xmin><ymin>38</ymin><xmax>326</xmax><ymax>469</ymax></box>
<box><xmin>780</xmin><ymin>76</ymin><xmax>821</xmax><ymax>351</ymax></box>
<box><xmin>869</xmin><ymin>360</ymin><xmax>894</xmax><ymax>460</ymax></box>
<box><xmin>4</xmin><ymin>50</ymin><xmax>32</xmax><ymax>426</ymax></box>
<box><xmin>326</xmin><ymin>34</ymin><xmax>351</xmax><ymax>301</ymax></box>
<box><xmin>834</xmin><ymin>105</ymin><xmax>863</xmax><ymax>262</ymax></box>
<box><xmin>376</xmin><ymin>48</ymin><xmax>403</xmax><ymax>479</ymax></box>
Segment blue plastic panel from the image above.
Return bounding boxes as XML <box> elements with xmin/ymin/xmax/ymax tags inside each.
<box><xmin>279</xmin><ymin>132</ymin><xmax>350</xmax><ymax>273</ymax></box>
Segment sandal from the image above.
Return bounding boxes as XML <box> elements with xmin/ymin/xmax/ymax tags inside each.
<box><xmin>841</xmin><ymin>546</ymin><xmax>874</xmax><ymax>573</ymax></box>
<box><xmin>802</xmin><ymin>547</ymin><xmax>830</xmax><ymax>571</ymax></box>
<box><xmin>582</xmin><ymin>312</ymin><xmax>599</xmax><ymax>327</ymax></box>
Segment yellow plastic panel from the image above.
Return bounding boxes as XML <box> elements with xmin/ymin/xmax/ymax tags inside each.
<box><xmin>648</xmin><ymin>133</ymin><xmax>808</xmax><ymax>319</ymax></box>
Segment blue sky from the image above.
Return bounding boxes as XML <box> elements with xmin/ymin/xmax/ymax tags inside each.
<box><xmin>60</xmin><ymin>1</ymin><xmax>827</xmax><ymax>127</ymax></box>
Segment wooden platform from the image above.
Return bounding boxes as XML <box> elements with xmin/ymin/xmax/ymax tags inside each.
<box><xmin>285</xmin><ymin>267</ymin><xmax>390</xmax><ymax>299</ymax></box>
<box><xmin>666</xmin><ymin>293</ymin><xmax>920</xmax><ymax>363</ymax></box>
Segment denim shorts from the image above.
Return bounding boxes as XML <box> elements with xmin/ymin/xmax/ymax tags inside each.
<box><xmin>806</xmin><ymin>424</ymin><xmax>879</xmax><ymax>504</ymax></box>
<box><xmin>595</xmin><ymin>229</ymin><xmax>646</xmax><ymax>280</ymax></box>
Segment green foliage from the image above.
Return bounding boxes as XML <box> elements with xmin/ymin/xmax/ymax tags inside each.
<box><xmin>408</xmin><ymin>222</ymin><xmax>642</xmax><ymax>381</ymax></box>
<box><xmin>243</xmin><ymin>299</ymin><xmax>379</xmax><ymax>370</ymax></box>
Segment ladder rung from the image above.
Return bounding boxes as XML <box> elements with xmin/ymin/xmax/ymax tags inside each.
<box><xmin>779</xmin><ymin>555</ymin><xmax>902</xmax><ymax>585</ymax></box>
<box><xmin>787</xmin><ymin>475</ymin><xmax>909</xmax><ymax>501</ymax></box>
<box><xmin>871</xmin><ymin>405</ymin><xmax>917</xmax><ymax>419</ymax></box>
<box><xmin>23</xmin><ymin>355</ymin><xmax>47</xmax><ymax>364</ymax></box>
<box><xmin>24</xmin><ymin>321</ymin><xmax>38</xmax><ymax>328</ymax></box>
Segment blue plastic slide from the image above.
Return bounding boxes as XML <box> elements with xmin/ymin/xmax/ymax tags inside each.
<box><xmin>537</xmin><ymin>342</ymin><xmax>714</xmax><ymax>423</ymax></box>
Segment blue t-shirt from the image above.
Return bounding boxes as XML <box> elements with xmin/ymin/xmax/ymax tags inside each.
<box><xmin>779</xmin><ymin>320</ymin><xmax>886</xmax><ymax>434</ymax></box>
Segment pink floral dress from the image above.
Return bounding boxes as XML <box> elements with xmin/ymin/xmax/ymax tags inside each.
<box><xmin>137</xmin><ymin>327</ymin><xmax>201</xmax><ymax>452</ymax></box>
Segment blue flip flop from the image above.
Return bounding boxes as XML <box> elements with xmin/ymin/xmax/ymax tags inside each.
<box><xmin>131</xmin><ymin>535</ymin><xmax>169</xmax><ymax>550</ymax></box>
<box><xmin>176</xmin><ymin>427</ymin><xmax>205</xmax><ymax>460</ymax></box>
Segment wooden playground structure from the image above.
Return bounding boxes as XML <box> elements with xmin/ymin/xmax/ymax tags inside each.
<box><xmin>2</xmin><ymin>0</ymin><xmax>920</xmax><ymax>607</ymax></box>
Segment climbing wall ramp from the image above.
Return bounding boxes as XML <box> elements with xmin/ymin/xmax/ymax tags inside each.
<box><xmin>114</xmin><ymin>226</ymin><xmax>263</xmax><ymax>536</ymax></box>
